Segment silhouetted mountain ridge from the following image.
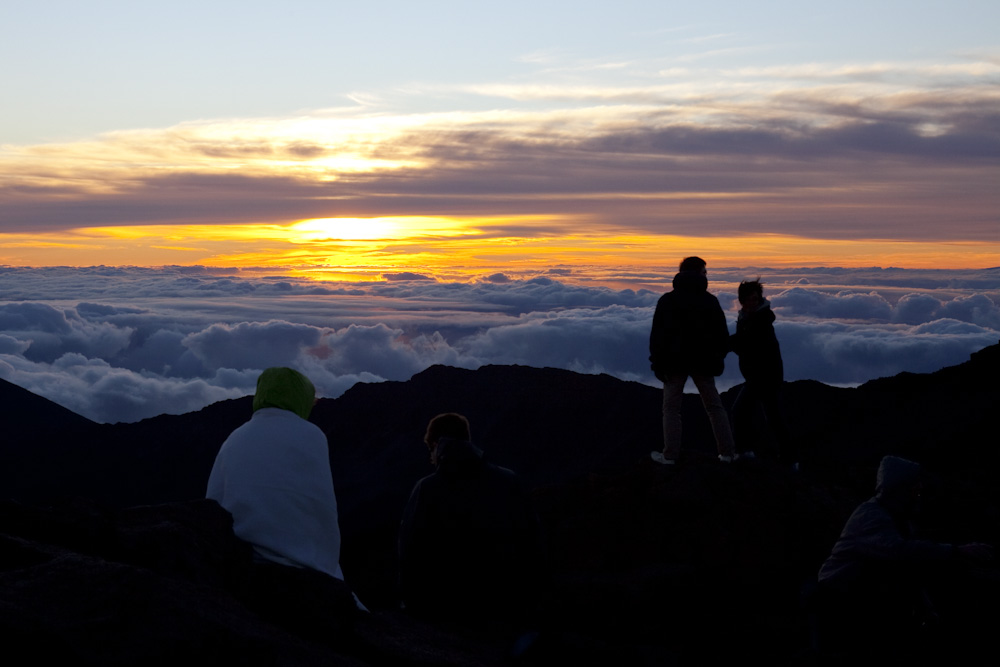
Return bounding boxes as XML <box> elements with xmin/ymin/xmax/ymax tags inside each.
<box><xmin>1</xmin><ymin>342</ymin><xmax>998</xmax><ymax>664</ymax></box>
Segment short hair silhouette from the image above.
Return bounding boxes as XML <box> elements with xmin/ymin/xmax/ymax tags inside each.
<box><xmin>738</xmin><ymin>278</ymin><xmax>764</xmax><ymax>304</ymax></box>
<box><xmin>679</xmin><ymin>256</ymin><xmax>707</xmax><ymax>272</ymax></box>
<box><xmin>424</xmin><ymin>413</ymin><xmax>471</xmax><ymax>446</ymax></box>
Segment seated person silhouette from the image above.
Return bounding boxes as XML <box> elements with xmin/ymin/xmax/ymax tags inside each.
<box><xmin>816</xmin><ymin>455</ymin><xmax>991</xmax><ymax>655</ymax></box>
<box><xmin>398</xmin><ymin>413</ymin><xmax>543</xmax><ymax>626</ymax></box>
<box><xmin>207</xmin><ymin>367</ymin><xmax>360</xmax><ymax>634</ymax></box>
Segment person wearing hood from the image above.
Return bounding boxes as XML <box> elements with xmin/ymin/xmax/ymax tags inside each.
<box><xmin>816</xmin><ymin>456</ymin><xmax>992</xmax><ymax>654</ymax></box>
<box><xmin>728</xmin><ymin>279</ymin><xmax>796</xmax><ymax>468</ymax></box>
<box><xmin>207</xmin><ymin>367</ymin><xmax>347</xmax><ymax>583</ymax></box>
<box><xmin>649</xmin><ymin>256</ymin><xmax>735</xmax><ymax>465</ymax></box>
<box><xmin>398</xmin><ymin>413</ymin><xmax>544</xmax><ymax>626</ymax></box>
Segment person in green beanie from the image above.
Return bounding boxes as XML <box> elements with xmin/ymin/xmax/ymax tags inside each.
<box><xmin>207</xmin><ymin>367</ymin><xmax>345</xmax><ymax>580</ymax></box>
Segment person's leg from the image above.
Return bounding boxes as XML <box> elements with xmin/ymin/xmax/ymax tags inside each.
<box><xmin>691</xmin><ymin>374</ymin><xmax>735</xmax><ymax>459</ymax></box>
<box><xmin>661</xmin><ymin>374</ymin><xmax>687</xmax><ymax>461</ymax></box>
<box><xmin>731</xmin><ymin>383</ymin><xmax>760</xmax><ymax>457</ymax></box>
<box><xmin>760</xmin><ymin>382</ymin><xmax>797</xmax><ymax>463</ymax></box>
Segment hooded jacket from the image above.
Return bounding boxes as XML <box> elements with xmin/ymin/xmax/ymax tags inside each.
<box><xmin>207</xmin><ymin>368</ymin><xmax>345</xmax><ymax>580</ymax></box>
<box><xmin>649</xmin><ymin>271</ymin><xmax>729</xmax><ymax>378</ymax></box>
<box><xmin>818</xmin><ymin>456</ymin><xmax>953</xmax><ymax>588</ymax></box>
<box><xmin>730</xmin><ymin>298</ymin><xmax>784</xmax><ymax>384</ymax></box>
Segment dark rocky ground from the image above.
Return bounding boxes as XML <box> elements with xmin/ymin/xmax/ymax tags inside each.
<box><xmin>2</xmin><ymin>342</ymin><xmax>999</xmax><ymax>665</ymax></box>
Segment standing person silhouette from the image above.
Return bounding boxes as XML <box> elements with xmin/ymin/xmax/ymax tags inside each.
<box><xmin>729</xmin><ymin>279</ymin><xmax>797</xmax><ymax>470</ymax></box>
<box><xmin>649</xmin><ymin>256</ymin><xmax>735</xmax><ymax>465</ymax></box>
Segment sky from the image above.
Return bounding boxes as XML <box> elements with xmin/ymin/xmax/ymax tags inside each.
<box><xmin>1</xmin><ymin>1</ymin><xmax>998</xmax><ymax>421</ymax></box>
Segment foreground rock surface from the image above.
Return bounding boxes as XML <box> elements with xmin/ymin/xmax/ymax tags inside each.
<box><xmin>1</xmin><ymin>342</ymin><xmax>999</xmax><ymax>664</ymax></box>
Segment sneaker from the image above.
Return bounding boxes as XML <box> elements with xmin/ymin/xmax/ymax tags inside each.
<box><xmin>651</xmin><ymin>451</ymin><xmax>677</xmax><ymax>465</ymax></box>
<box><xmin>735</xmin><ymin>451</ymin><xmax>756</xmax><ymax>461</ymax></box>
<box><xmin>718</xmin><ymin>455</ymin><xmax>734</xmax><ymax>463</ymax></box>
<box><xmin>790</xmin><ymin>462</ymin><xmax>800</xmax><ymax>473</ymax></box>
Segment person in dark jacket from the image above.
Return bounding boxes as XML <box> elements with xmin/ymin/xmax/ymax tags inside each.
<box><xmin>398</xmin><ymin>413</ymin><xmax>543</xmax><ymax>625</ymax></box>
<box><xmin>815</xmin><ymin>456</ymin><xmax>992</xmax><ymax>656</ymax></box>
<box><xmin>728</xmin><ymin>279</ymin><xmax>796</xmax><ymax>467</ymax></box>
<box><xmin>649</xmin><ymin>256</ymin><xmax>735</xmax><ymax>464</ymax></box>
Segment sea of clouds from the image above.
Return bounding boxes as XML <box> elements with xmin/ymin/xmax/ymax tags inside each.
<box><xmin>1</xmin><ymin>265</ymin><xmax>998</xmax><ymax>423</ymax></box>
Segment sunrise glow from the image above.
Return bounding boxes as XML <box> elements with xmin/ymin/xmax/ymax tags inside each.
<box><xmin>4</xmin><ymin>219</ymin><xmax>998</xmax><ymax>283</ymax></box>
<box><xmin>0</xmin><ymin>8</ymin><xmax>994</xmax><ymax>283</ymax></box>
<box><xmin>1</xmin><ymin>2</ymin><xmax>997</xmax><ymax>430</ymax></box>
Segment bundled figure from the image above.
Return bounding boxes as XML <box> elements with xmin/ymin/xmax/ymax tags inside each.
<box><xmin>728</xmin><ymin>279</ymin><xmax>796</xmax><ymax>468</ymax></box>
<box><xmin>207</xmin><ymin>367</ymin><xmax>362</xmax><ymax>637</ymax></box>
<box><xmin>649</xmin><ymin>256</ymin><xmax>735</xmax><ymax>464</ymax></box>
<box><xmin>816</xmin><ymin>456</ymin><xmax>992</xmax><ymax>656</ymax></box>
<box><xmin>399</xmin><ymin>413</ymin><xmax>544</xmax><ymax>628</ymax></box>
<box><xmin>207</xmin><ymin>367</ymin><xmax>345</xmax><ymax>580</ymax></box>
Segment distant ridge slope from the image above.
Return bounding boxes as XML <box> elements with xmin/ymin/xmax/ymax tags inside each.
<box><xmin>1</xmin><ymin>376</ymin><xmax>94</xmax><ymax>435</ymax></box>
<box><xmin>1</xmin><ymin>341</ymin><xmax>998</xmax><ymax>507</ymax></box>
<box><xmin>0</xmin><ymin>344</ymin><xmax>998</xmax><ymax>663</ymax></box>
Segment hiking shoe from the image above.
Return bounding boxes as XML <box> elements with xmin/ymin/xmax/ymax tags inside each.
<box><xmin>718</xmin><ymin>455</ymin><xmax>734</xmax><ymax>463</ymax></box>
<box><xmin>650</xmin><ymin>451</ymin><xmax>677</xmax><ymax>465</ymax></box>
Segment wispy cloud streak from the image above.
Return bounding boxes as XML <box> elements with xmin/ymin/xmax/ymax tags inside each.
<box><xmin>1</xmin><ymin>57</ymin><xmax>996</xmax><ymax>250</ymax></box>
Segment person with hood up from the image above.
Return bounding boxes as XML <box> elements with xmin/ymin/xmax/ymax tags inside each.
<box><xmin>816</xmin><ymin>455</ymin><xmax>992</xmax><ymax>654</ymax></box>
<box><xmin>649</xmin><ymin>256</ymin><xmax>735</xmax><ymax>464</ymax></box>
<box><xmin>728</xmin><ymin>279</ymin><xmax>796</xmax><ymax>468</ymax></box>
<box><xmin>207</xmin><ymin>367</ymin><xmax>346</xmax><ymax>582</ymax></box>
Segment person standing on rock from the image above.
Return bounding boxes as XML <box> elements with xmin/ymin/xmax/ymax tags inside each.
<box><xmin>728</xmin><ymin>278</ymin><xmax>797</xmax><ymax>470</ymax></box>
<box><xmin>649</xmin><ymin>256</ymin><xmax>735</xmax><ymax>465</ymax></box>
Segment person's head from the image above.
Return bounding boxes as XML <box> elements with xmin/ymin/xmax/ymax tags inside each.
<box><xmin>738</xmin><ymin>279</ymin><xmax>764</xmax><ymax>310</ymax></box>
<box><xmin>424</xmin><ymin>412</ymin><xmax>471</xmax><ymax>447</ymax></box>
<box><xmin>424</xmin><ymin>413</ymin><xmax>471</xmax><ymax>464</ymax></box>
<box><xmin>679</xmin><ymin>256</ymin><xmax>707</xmax><ymax>275</ymax></box>
<box><xmin>875</xmin><ymin>455</ymin><xmax>924</xmax><ymax>516</ymax></box>
<box><xmin>252</xmin><ymin>367</ymin><xmax>316</xmax><ymax>420</ymax></box>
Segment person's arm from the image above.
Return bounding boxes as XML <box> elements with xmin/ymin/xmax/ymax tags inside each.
<box><xmin>712</xmin><ymin>299</ymin><xmax>730</xmax><ymax>359</ymax></box>
<box><xmin>649</xmin><ymin>298</ymin><xmax>669</xmax><ymax>380</ymax></box>
<box><xmin>845</xmin><ymin>505</ymin><xmax>954</xmax><ymax>562</ymax></box>
<box><xmin>398</xmin><ymin>481</ymin><xmax>431</xmax><ymax>608</ymax></box>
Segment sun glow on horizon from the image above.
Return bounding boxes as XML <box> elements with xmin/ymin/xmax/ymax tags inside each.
<box><xmin>288</xmin><ymin>216</ymin><xmax>483</xmax><ymax>242</ymax></box>
<box><xmin>3</xmin><ymin>216</ymin><xmax>999</xmax><ymax>287</ymax></box>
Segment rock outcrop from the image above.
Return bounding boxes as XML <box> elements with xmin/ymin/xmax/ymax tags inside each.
<box><xmin>1</xmin><ymin>342</ymin><xmax>998</xmax><ymax>664</ymax></box>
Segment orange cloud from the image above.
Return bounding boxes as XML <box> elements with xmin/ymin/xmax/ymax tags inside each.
<box><xmin>4</xmin><ymin>220</ymin><xmax>998</xmax><ymax>281</ymax></box>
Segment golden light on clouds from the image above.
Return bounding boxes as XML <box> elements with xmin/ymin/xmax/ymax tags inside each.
<box><xmin>3</xmin><ymin>218</ymin><xmax>998</xmax><ymax>282</ymax></box>
<box><xmin>288</xmin><ymin>216</ymin><xmax>479</xmax><ymax>242</ymax></box>
<box><xmin>2</xmin><ymin>62</ymin><xmax>997</xmax><ymax>281</ymax></box>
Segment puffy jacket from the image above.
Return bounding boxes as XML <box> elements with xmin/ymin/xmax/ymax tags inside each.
<box><xmin>730</xmin><ymin>299</ymin><xmax>784</xmax><ymax>384</ymax></box>
<box><xmin>817</xmin><ymin>456</ymin><xmax>953</xmax><ymax>588</ymax></box>
<box><xmin>649</xmin><ymin>271</ymin><xmax>729</xmax><ymax>379</ymax></box>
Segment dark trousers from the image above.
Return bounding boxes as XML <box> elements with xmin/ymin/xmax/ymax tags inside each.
<box><xmin>732</xmin><ymin>381</ymin><xmax>796</xmax><ymax>462</ymax></box>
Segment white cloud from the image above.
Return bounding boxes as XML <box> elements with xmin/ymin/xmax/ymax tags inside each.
<box><xmin>771</xmin><ymin>288</ymin><xmax>893</xmax><ymax>320</ymax></box>
<box><xmin>184</xmin><ymin>321</ymin><xmax>322</xmax><ymax>371</ymax></box>
<box><xmin>1</xmin><ymin>267</ymin><xmax>997</xmax><ymax>423</ymax></box>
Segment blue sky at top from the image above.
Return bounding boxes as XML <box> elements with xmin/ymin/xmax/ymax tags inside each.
<box><xmin>3</xmin><ymin>1</ymin><xmax>997</xmax><ymax>144</ymax></box>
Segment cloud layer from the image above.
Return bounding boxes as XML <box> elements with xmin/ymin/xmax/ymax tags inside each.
<box><xmin>1</xmin><ymin>266</ymin><xmax>997</xmax><ymax>422</ymax></box>
<box><xmin>2</xmin><ymin>55</ymin><xmax>998</xmax><ymax>253</ymax></box>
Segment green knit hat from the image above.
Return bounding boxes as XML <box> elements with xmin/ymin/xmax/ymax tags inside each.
<box><xmin>252</xmin><ymin>367</ymin><xmax>316</xmax><ymax>420</ymax></box>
